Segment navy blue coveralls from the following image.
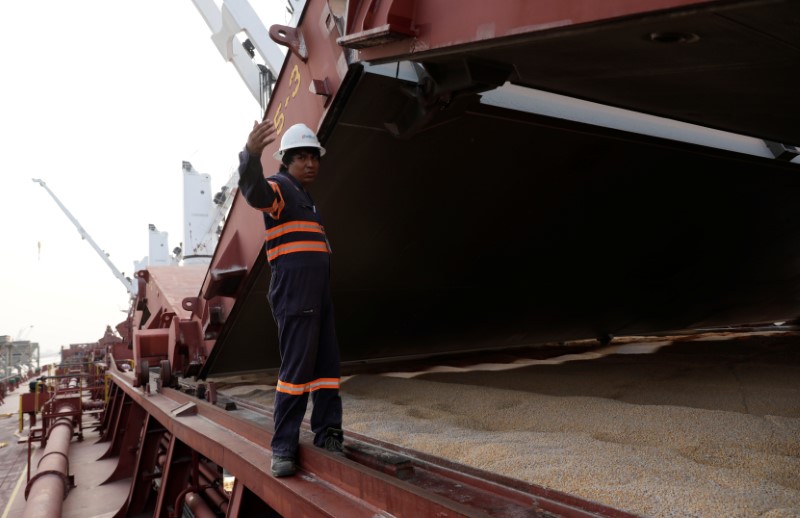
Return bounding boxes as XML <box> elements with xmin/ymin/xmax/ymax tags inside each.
<box><xmin>238</xmin><ymin>149</ymin><xmax>343</xmax><ymax>459</ymax></box>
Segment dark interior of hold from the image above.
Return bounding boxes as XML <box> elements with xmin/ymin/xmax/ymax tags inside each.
<box><xmin>204</xmin><ymin>0</ymin><xmax>800</xmax><ymax>376</ymax></box>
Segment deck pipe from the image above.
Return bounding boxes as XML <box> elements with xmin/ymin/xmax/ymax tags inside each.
<box><xmin>198</xmin><ymin>463</ymin><xmax>229</xmax><ymax>515</ymax></box>
<box><xmin>22</xmin><ymin>406</ymin><xmax>75</xmax><ymax>518</ymax></box>
<box><xmin>185</xmin><ymin>492</ymin><xmax>217</xmax><ymax>518</ymax></box>
<box><xmin>171</xmin><ymin>485</ymin><xmax>205</xmax><ymax>518</ymax></box>
<box><xmin>83</xmin><ymin>400</ymin><xmax>105</xmax><ymax>410</ymax></box>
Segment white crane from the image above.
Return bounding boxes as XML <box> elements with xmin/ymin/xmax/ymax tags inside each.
<box><xmin>190</xmin><ymin>0</ymin><xmax>301</xmax><ymax>108</ymax></box>
<box><xmin>15</xmin><ymin>325</ymin><xmax>34</xmax><ymax>341</ymax></box>
<box><xmin>32</xmin><ymin>178</ymin><xmax>133</xmax><ymax>294</ymax></box>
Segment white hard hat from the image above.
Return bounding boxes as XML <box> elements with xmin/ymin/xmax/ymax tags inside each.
<box><xmin>273</xmin><ymin>123</ymin><xmax>326</xmax><ymax>161</ymax></box>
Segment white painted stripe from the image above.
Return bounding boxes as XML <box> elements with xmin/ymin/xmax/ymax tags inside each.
<box><xmin>1</xmin><ymin>463</ymin><xmax>27</xmax><ymax>518</ymax></box>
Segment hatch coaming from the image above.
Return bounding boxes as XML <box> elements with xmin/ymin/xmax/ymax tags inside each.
<box><xmin>199</xmin><ymin>0</ymin><xmax>800</xmax><ymax>377</ymax></box>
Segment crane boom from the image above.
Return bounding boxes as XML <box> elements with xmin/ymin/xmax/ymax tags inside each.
<box><xmin>32</xmin><ymin>178</ymin><xmax>133</xmax><ymax>293</ymax></box>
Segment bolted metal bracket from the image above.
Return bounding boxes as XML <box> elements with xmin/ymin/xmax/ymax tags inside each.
<box><xmin>269</xmin><ymin>24</ymin><xmax>308</xmax><ymax>62</ymax></box>
<box><xmin>765</xmin><ymin>140</ymin><xmax>800</xmax><ymax>162</ymax></box>
<box><xmin>171</xmin><ymin>402</ymin><xmax>198</xmax><ymax>417</ymax></box>
<box><xmin>311</xmin><ymin>77</ymin><xmax>333</xmax><ymax>107</ymax></box>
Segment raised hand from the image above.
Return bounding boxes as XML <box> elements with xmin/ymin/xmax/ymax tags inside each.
<box><xmin>246</xmin><ymin>120</ymin><xmax>277</xmax><ymax>156</ymax></box>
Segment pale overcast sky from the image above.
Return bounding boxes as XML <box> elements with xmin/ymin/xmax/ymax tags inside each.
<box><xmin>1</xmin><ymin>1</ymin><xmax>288</xmax><ymax>356</ymax></box>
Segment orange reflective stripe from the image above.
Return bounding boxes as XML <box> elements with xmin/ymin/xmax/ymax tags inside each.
<box><xmin>267</xmin><ymin>241</ymin><xmax>331</xmax><ymax>261</ymax></box>
<box><xmin>276</xmin><ymin>377</ymin><xmax>340</xmax><ymax>395</ymax></box>
<box><xmin>258</xmin><ymin>181</ymin><xmax>285</xmax><ymax>220</ymax></box>
<box><xmin>265</xmin><ymin>221</ymin><xmax>325</xmax><ymax>240</ymax></box>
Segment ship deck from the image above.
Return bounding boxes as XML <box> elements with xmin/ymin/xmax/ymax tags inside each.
<box><xmin>5</xmin><ymin>329</ymin><xmax>799</xmax><ymax>516</ymax></box>
<box><xmin>0</xmin><ymin>384</ymin><xmax>27</xmax><ymax>517</ymax></box>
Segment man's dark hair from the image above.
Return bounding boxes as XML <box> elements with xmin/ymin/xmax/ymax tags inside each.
<box><xmin>279</xmin><ymin>147</ymin><xmax>321</xmax><ymax>171</ymax></box>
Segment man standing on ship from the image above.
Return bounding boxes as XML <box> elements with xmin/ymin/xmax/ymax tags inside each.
<box><xmin>237</xmin><ymin>119</ymin><xmax>344</xmax><ymax>478</ymax></box>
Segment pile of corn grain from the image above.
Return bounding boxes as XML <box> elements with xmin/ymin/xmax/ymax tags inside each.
<box><xmin>339</xmin><ymin>334</ymin><xmax>800</xmax><ymax>517</ymax></box>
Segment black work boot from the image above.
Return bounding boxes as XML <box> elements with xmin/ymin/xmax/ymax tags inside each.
<box><xmin>271</xmin><ymin>455</ymin><xmax>296</xmax><ymax>477</ymax></box>
<box><xmin>323</xmin><ymin>428</ymin><xmax>345</xmax><ymax>457</ymax></box>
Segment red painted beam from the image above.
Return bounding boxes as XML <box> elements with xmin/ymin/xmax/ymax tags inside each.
<box><xmin>342</xmin><ymin>0</ymin><xmax>715</xmax><ymax>59</ymax></box>
<box><xmin>104</xmin><ymin>371</ymin><xmax>383</xmax><ymax>516</ymax></box>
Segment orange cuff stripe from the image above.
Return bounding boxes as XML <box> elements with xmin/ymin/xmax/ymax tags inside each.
<box><xmin>256</xmin><ymin>202</ymin><xmax>281</xmax><ymax>214</ymax></box>
<box><xmin>267</xmin><ymin>241</ymin><xmax>331</xmax><ymax>261</ymax></box>
<box><xmin>262</xmin><ymin>181</ymin><xmax>285</xmax><ymax>220</ymax></box>
<box><xmin>276</xmin><ymin>377</ymin><xmax>340</xmax><ymax>395</ymax></box>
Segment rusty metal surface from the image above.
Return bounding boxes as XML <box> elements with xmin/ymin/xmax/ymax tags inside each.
<box><xmin>138</xmin><ymin>265</ymin><xmax>209</xmax><ymax>320</ymax></box>
<box><xmin>103</xmin><ymin>371</ymin><xmax>385</xmax><ymax>517</ymax></box>
<box><xmin>343</xmin><ymin>0</ymin><xmax>706</xmax><ymax>53</ymax></box>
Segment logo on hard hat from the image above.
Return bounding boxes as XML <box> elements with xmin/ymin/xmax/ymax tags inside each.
<box><xmin>273</xmin><ymin>123</ymin><xmax>326</xmax><ymax>161</ymax></box>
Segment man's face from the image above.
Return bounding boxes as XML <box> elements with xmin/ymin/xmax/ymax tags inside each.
<box><xmin>287</xmin><ymin>148</ymin><xmax>321</xmax><ymax>188</ymax></box>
